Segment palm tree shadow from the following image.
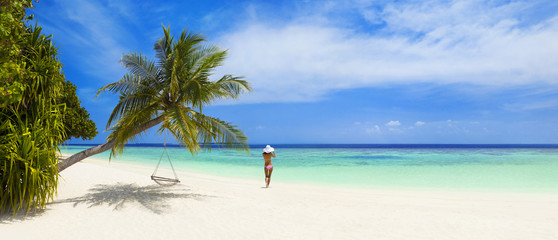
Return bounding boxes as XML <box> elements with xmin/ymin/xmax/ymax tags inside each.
<box><xmin>53</xmin><ymin>182</ymin><xmax>213</xmax><ymax>214</ymax></box>
<box><xmin>0</xmin><ymin>208</ymin><xmax>50</xmax><ymax>223</ymax></box>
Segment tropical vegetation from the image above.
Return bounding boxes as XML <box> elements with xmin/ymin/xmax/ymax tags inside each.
<box><xmin>59</xmin><ymin>80</ymin><xmax>98</xmax><ymax>141</ymax></box>
<box><xmin>1</xmin><ymin>0</ymin><xmax>96</xmax><ymax>214</ymax></box>
<box><xmin>59</xmin><ymin>26</ymin><xmax>251</xmax><ymax>171</ymax></box>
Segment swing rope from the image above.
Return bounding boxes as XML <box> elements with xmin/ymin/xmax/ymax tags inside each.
<box><xmin>151</xmin><ymin>137</ymin><xmax>180</xmax><ymax>186</ymax></box>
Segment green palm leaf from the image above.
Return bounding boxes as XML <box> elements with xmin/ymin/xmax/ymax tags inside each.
<box><xmin>97</xmin><ymin>25</ymin><xmax>252</xmax><ymax>158</ymax></box>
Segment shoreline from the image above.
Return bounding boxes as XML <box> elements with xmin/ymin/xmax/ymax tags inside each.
<box><xmin>79</xmin><ymin>155</ymin><xmax>558</xmax><ymax>196</ymax></box>
<box><xmin>59</xmin><ymin>151</ymin><xmax>558</xmax><ymax>194</ymax></box>
<box><xmin>2</xmin><ymin>156</ymin><xmax>558</xmax><ymax>239</ymax></box>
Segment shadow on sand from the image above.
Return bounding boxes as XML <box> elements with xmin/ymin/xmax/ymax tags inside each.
<box><xmin>0</xmin><ymin>182</ymin><xmax>212</xmax><ymax>222</ymax></box>
<box><xmin>0</xmin><ymin>208</ymin><xmax>50</xmax><ymax>224</ymax></box>
<box><xmin>53</xmin><ymin>182</ymin><xmax>213</xmax><ymax>214</ymax></box>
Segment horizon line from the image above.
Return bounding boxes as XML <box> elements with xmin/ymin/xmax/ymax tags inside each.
<box><xmin>61</xmin><ymin>143</ymin><xmax>558</xmax><ymax>148</ymax></box>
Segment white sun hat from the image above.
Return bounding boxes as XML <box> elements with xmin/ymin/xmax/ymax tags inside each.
<box><xmin>263</xmin><ymin>145</ymin><xmax>275</xmax><ymax>153</ymax></box>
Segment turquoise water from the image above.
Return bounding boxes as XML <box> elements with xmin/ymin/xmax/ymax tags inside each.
<box><xmin>60</xmin><ymin>145</ymin><xmax>558</xmax><ymax>192</ymax></box>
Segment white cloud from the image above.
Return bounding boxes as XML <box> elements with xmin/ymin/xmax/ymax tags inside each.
<box><xmin>415</xmin><ymin>121</ymin><xmax>426</xmax><ymax>126</ymax></box>
<box><xmin>365</xmin><ymin>125</ymin><xmax>381</xmax><ymax>134</ymax></box>
<box><xmin>37</xmin><ymin>0</ymin><xmax>134</xmax><ymax>82</ymax></box>
<box><xmin>386</xmin><ymin>120</ymin><xmax>401</xmax><ymax>127</ymax></box>
<box><xmin>503</xmin><ymin>99</ymin><xmax>558</xmax><ymax>111</ymax></box>
<box><xmin>360</xmin><ymin>8</ymin><xmax>384</xmax><ymax>25</ymax></box>
<box><xmin>217</xmin><ymin>0</ymin><xmax>558</xmax><ymax>103</ymax></box>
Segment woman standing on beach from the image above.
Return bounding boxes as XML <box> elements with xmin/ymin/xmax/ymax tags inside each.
<box><xmin>262</xmin><ymin>145</ymin><xmax>276</xmax><ymax>188</ymax></box>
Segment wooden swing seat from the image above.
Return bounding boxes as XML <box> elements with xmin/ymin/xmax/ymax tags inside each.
<box><xmin>151</xmin><ymin>145</ymin><xmax>180</xmax><ymax>186</ymax></box>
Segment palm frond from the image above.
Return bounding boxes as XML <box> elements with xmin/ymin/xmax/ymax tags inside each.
<box><xmin>97</xmin><ymin>25</ymin><xmax>253</xmax><ymax>159</ymax></box>
<box><xmin>154</xmin><ymin>25</ymin><xmax>173</xmax><ymax>66</ymax></box>
<box><xmin>105</xmin><ymin>92</ymin><xmax>160</xmax><ymax>129</ymax></box>
<box><xmin>108</xmin><ymin>116</ymin><xmax>163</xmax><ymax>158</ymax></box>
<box><xmin>98</xmin><ymin>73</ymin><xmax>160</xmax><ymax>129</ymax></box>
<box><xmin>211</xmin><ymin>75</ymin><xmax>252</xmax><ymax>100</ymax></box>
<box><xmin>191</xmin><ymin>110</ymin><xmax>249</xmax><ymax>152</ymax></box>
<box><xmin>176</xmin><ymin>27</ymin><xmax>205</xmax><ymax>56</ymax></box>
<box><xmin>119</xmin><ymin>53</ymin><xmax>159</xmax><ymax>82</ymax></box>
<box><xmin>165</xmin><ymin>105</ymin><xmax>200</xmax><ymax>153</ymax></box>
<box><xmin>96</xmin><ymin>73</ymin><xmax>154</xmax><ymax>96</ymax></box>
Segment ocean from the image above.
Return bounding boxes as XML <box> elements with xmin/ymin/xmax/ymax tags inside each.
<box><xmin>60</xmin><ymin>144</ymin><xmax>558</xmax><ymax>192</ymax></box>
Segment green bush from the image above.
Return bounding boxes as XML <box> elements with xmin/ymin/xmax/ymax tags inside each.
<box><xmin>0</xmin><ymin>0</ymin><xmax>67</xmax><ymax>214</ymax></box>
<box><xmin>0</xmin><ymin>102</ymin><xmax>63</xmax><ymax>214</ymax></box>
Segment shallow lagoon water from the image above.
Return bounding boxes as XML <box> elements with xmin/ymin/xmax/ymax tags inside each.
<box><xmin>60</xmin><ymin>145</ymin><xmax>558</xmax><ymax>192</ymax></box>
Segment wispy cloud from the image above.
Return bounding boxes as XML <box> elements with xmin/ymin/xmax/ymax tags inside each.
<box><xmin>33</xmin><ymin>0</ymin><xmax>558</xmax><ymax>109</ymax></box>
<box><xmin>503</xmin><ymin>99</ymin><xmax>558</xmax><ymax>111</ymax></box>
<box><xmin>217</xmin><ymin>0</ymin><xmax>558</xmax><ymax>103</ymax></box>
<box><xmin>365</xmin><ymin>125</ymin><xmax>381</xmax><ymax>134</ymax></box>
<box><xmin>33</xmin><ymin>0</ymin><xmax>137</xmax><ymax>82</ymax></box>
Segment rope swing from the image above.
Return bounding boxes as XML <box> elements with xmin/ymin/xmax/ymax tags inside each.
<box><xmin>151</xmin><ymin>139</ymin><xmax>180</xmax><ymax>186</ymax></box>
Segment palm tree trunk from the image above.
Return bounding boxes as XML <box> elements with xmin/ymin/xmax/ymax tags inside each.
<box><xmin>58</xmin><ymin>116</ymin><xmax>165</xmax><ymax>172</ymax></box>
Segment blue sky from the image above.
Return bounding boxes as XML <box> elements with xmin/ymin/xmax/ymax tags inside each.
<box><xmin>30</xmin><ymin>0</ymin><xmax>558</xmax><ymax>144</ymax></box>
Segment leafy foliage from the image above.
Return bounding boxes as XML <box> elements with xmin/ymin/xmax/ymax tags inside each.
<box><xmin>98</xmin><ymin>26</ymin><xmax>252</xmax><ymax>157</ymax></box>
<box><xmin>0</xmin><ymin>0</ymin><xmax>93</xmax><ymax>214</ymax></box>
<box><xmin>0</xmin><ymin>0</ymin><xmax>33</xmax><ymax>107</ymax></box>
<box><xmin>59</xmin><ymin>80</ymin><xmax>98</xmax><ymax>141</ymax></box>
<box><xmin>0</xmin><ymin>102</ymin><xmax>63</xmax><ymax>214</ymax></box>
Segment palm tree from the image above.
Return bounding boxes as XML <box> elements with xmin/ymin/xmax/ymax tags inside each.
<box><xmin>58</xmin><ymin>26</ymin><xmax>251</xmax><ymax>172</ymax></box>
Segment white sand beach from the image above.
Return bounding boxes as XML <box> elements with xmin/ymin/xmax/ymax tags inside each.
<box><xmin>2</xmin><ymin>156</ymin><xmax>558</xmax><ymax>240</ymax></box>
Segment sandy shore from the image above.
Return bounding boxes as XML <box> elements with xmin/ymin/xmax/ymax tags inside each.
<box><xmin>1</xmin><ymin>157</ymin><xmax>558</xmax><ymax>240</ymax></box>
